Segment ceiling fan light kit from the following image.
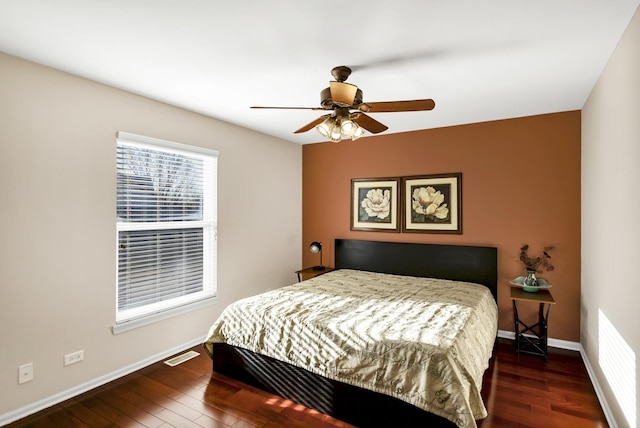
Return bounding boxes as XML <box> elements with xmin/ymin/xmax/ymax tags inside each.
<box><xmin>251</xmin><ymin>66</ymin><xmax>435</xmax><ymax>142</ymax></box>
<box><xmin>316</xmin><ymin>108</ymin><xmax>365</xmax><ymax>142</ymax></box>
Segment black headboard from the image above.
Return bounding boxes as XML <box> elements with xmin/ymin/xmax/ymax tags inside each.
<box><xmin>335</xmin><ymin>239</ymin><xmax>498</xmax><ymax>300</ymax></box>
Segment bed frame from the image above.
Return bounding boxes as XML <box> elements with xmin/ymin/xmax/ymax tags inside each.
<box><xmin>209</xmin><ymin>239</ymin><xmax>498</xmax><ymax>427</ymax></box>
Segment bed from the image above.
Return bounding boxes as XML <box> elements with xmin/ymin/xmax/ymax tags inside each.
<box><xmin>204</xmin><ymin>239</ymin><xmax>498</xmax><ymax>428</ymax></box>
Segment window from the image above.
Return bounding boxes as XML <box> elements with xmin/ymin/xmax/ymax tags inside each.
<box><xmin>115</xmin><ymin>132</ymin><xmax>217</xmax><ymax>332</ymax></box>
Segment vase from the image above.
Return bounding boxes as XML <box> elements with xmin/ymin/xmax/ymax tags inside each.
<box><xmin>522</xmin><ymin>270</ymin><xmax>538</xmax><ymax>292</ymax></box>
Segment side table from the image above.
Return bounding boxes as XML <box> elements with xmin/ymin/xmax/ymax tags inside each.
<box><xmin>295</xmin><ymin>267</ymin><xmax>334</xmax><ymax>282</ymax></box>
<box><xmin>510</xmin><ymin>287</ymin><xmax>556</xmax><ymax>359</ymax></box>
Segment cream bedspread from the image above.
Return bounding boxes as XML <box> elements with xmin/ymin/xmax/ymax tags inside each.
<box><xmin>204</xmin><ymin>269</ymin><xmax>497</xmax><ymax>428</ymax></box>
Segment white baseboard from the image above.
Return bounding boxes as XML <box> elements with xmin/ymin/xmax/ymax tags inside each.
<box><xmin>497</xmin><ymin>329</ymin><xmax>618</xmax><ymax>428</ymax></box>
<box><xmin>497</xmin><ymin>329</ymin><xmax>581</xmax><ymax>351</ymax></box>
<box><xmin>0</xmin><ymin>336</ymin><xmax>206</xmax><ymax>426</ymax></box>
<box><xmin>578</xmin><ymin>345</ymin><xmax>619</xmax><ymax>428</ymax></box>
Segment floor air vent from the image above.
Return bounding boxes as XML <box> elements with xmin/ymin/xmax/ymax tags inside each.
<box><xmin>164</xmin><ymin>350</ymin><xmax>200</xmax><ymax>367</ymax></box>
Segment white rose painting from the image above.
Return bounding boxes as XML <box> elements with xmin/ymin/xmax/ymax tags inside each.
<box><xmin>411</xmin><ymin>185</ymin><xmax>450</xmax><ymax>222</ymax></box>
<box><xmin>402</xmin><ymin>173</ymin><xmax>461</xmax><ymax>234</ymax></box>
<box><xmin>361</xmin><ymin>188</ymin><xmax>392</xmax><ymax>221</ymax></box>
<box><xmin>351</xmin><ymin>178</ymin><xmax>400</xmax><ymax>232</ymax></box>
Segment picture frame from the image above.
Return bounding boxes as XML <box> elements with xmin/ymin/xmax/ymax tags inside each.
<box><xmin>351</xmin><ymin>178</ymin><xmax>400</xmax><ymax>232</ymax></box>
<box><xmin>402</xmin><ymin>173</ymin><xmax>462</xmax><ymax>234</ymax></box>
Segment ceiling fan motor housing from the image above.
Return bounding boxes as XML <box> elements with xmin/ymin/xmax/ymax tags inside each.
<box><xmin>320</xmin><ymin>86</ymin><xmax>363</xmax><ymax>109</ymax></box>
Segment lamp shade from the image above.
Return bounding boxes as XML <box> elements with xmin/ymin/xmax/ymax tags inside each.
<box><xmin>309</xmin><ymin>241</ymin><xmax>321</xmax><ymax>253</ymax></box>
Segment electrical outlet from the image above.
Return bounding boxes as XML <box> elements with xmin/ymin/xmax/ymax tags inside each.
<box><xmin>18</xmin><ymin>363</ymin><xmax>33</xmax><ymax>384</ymax></box>
<box><xmin>64</xmin><ymin>350</ymin><xmax>84</xmax><ymax>366</ymax></box>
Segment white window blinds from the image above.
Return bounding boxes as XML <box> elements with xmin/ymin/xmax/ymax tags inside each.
<box><xmin>116</xmin><ymin>132</ymin><xmax>218</xmax><ymax>326</ymax></box>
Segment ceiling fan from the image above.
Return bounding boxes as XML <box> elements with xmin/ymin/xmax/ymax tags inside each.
<box><xmin>251</xmin><ymin>66</ymin><xmax>435</xmax><ymax>142</ymax></box>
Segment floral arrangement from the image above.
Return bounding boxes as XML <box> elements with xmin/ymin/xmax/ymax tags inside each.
<box><xmin>519</xmin><ymin>244</ymin><xmax>555</xmax><ymax>273</ymax></box>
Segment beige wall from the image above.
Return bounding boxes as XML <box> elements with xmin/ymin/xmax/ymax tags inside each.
<box><xmin>0</xmin><ymin>53</ymin><xmax>302</xmax><ymax>418</ymax></box>
<box><xmin>303</xmin><ymin>111</ymin><xmax>582</xmax><ymax>342</ymax></box>
<box><xmin>582</xmin><ymin>6</ymin><xmax>640</xmax><ymax>428</ymax></box>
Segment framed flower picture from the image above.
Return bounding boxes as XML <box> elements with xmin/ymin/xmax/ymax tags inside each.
<box><xmin>351</xmin><ymin>178</ymin><xmax>400</xmax><ymax>232</ymax></box>
<box><xmin>402</xmin><ymin>173</ymin><xmax>462</xmax><ymax>234</ymax></box>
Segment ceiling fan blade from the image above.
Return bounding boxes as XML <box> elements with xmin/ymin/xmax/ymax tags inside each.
<box><xmin>359</xmin><ymin>99</ymin><xmax>435</xmax><ymax>113</ymax></box>
<box><xmin>352</xmin><ymin>113</ymin><xmax>388</xmax><ymax>134</ymax></box>
<box><xmin>294</xmin><ymin>114</ymin><xmax>331</xmax><ymax>134</ymax></box>
<box><xmin>329</xmin><ymin>81</ymin><xmax>358</xmax><ymax>106</ymax></box>
<box><xmin>251</xmin><ymin>106</ymin><xmax>326</xmax><ymax>110</ymax></box>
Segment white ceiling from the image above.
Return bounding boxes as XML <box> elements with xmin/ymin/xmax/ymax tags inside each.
<box><xmin>1</xmin><ymin>1</ymin><xmax>638</xmax><ymax>144</ymax></box>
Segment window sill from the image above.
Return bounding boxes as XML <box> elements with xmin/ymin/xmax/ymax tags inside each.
<box><xmin>111</xmin><ymin>297</ymin><xmax>218</xmax><ymax>335</ymax></box>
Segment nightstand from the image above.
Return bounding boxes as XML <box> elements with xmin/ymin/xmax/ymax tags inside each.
<box><xmin>295</xmin><ymin>267</ymin><xmax>334</xmax><ymax>282</ymax></box>
<box><xmin>510</xmin><ymin>287</ymin><xmax>556</xmax><ymax>359</ymax></box>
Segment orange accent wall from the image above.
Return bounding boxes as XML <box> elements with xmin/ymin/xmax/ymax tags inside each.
<box><xmin>302</xmin><ymin>111</ymin><xmax>581</xmax><ymax>341</ymax></box>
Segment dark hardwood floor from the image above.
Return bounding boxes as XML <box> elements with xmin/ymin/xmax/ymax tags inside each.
<box><xmin>5</xmin><ymin>339</ymin><xmax>608</xmax><ymax>428</ymax></box>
